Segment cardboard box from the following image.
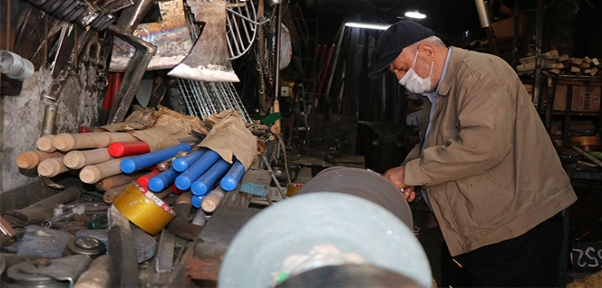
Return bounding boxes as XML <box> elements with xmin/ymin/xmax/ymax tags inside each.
<box><xmin>551</xmin><ymin>85</ymin><xmax>601</xmax><ymax>112</ymax></box>
<box><xmin>491</xmin><ymin>14</ymin><xmax>526</xmax><ymax>41</ymax></box>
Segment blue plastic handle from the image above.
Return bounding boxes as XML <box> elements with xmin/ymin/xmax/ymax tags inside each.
<box><xmin>191</xmin><ymin>159</ymin><xmax>232</xmax><ymax>196</ymax></box>
<box><xmin>220</xmin><ymin>159</ymin><xmax>246</xmax><ymax>192</ymax></box>
<box><xmin>172</xmin><ymin>149</ymin><xmax>206</xmax><ymax>172</ymax></box>
<box><xmin>120</xmin><ymin>143</ymin><xmax>192</xmax><ymax>174</ymax></box>
<box><xmin>148</xmin><ymin>167</ymin><xmax>180</xmax><ymax>192</ymax></box>
<box><xmin>174</xmin><ymin>149</ymin><xmax>220</xmax><ymax>190</ymax></box>
<box><xmin>191</xmin><ymin>195</ymin><xmax>205</xmax><ymax>209</ymax></box>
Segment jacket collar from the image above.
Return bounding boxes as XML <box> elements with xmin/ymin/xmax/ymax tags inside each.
<box><xmin>438</xmin><ymin>47</ymin><xmax>469</xmax><ymax>97</ymax></box>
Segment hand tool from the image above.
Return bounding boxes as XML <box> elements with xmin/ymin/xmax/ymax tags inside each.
<box><xmin>220</xmin><ymin>159</ymin><xmax>246</xmax><ymax>191</ymax></box>
<box><xmin>103</xmin><ymin>184</ymin><xmax>129</xmax><ymax>204</ymax></box>
<box><xmin>191</xmin><ymin>195</ymin><xmax>205</xmax><ymax>209</ymax></box>
<box><xmin>80</xmin><ymin>158</ymin><xmax>126</xmax><ymax>184</ymax></box>
<box><xmin>15</xmin><ymin>150</ymin><xmax>64</xmax><ymax>169</ymax></box>
<box><xmin>135</xmin><ymin>170</ymin><xmax>161</xmax><ymax>189</ymax></box>
<box><xmin>167</xmin><ymin>194</ymin><xmax>203</xmax><ymax>240</ymax></box>
<box><xmin>175</xmin><ymin>149</ymin><xmax>221</xmax><ymax>190</ymax></box>
<box><xmin>191</xmin><ymin>159</ymin><xmax>232</xmax><ymax>196</ymax></box>
<box><xmin>41</xmin><ymin>210</ymin><xmax>75</xmax><ymax>228</ymax></box>
<box><xmin>168</xmin><ymin>0</ymin><xmax>239</xmax><ymax>82</ymax></box>
<box><xmin>95</xmin><ymin>172</ymin><xmax>140</xmax><ymax>191</ymax></box>
<box><xmin>120</xmin><ymin>143</ymin><xmax>193</xmax><ymax>174</ymax></box>
<box><xmin>201</xmin><ymin>187</ymin><xmax>226</xmax><ymax>213</ymax></box>
<box><xmin>37</xmin><ymin>134</ymin><xmax>57</xmax><ymax>152</ymax></box>
<box><xmin>108</xmin><ymin>141</ymin><xmax>151</xmax><ymax>157</ymax></box>
<box><xmin>105</xmin><ymin>25</ymin><xmax>156</xmax><ymax>124</ymax></box>
<box><xmin>149</xmin><ymin>167</ymin><xmax>180</xmax><ymax>192</ymax></box>
<box><xmin>4</xmin><ymin>187</ymin><xmax>82</xmax><ymax>223</ymax></box>
<box><xmin>172</xmin><ymin>184</ymin><xmax>185</xmax><ymax>195</ymax></box>
<box><xmin>64</xmin><ymin>148</ymin><xmax>113</xmax><ymax>169</ymax></box>
<box><xmin>172</xmin><ymin>149</ymin><xmax>207</xmax><ymax>172</ymax></box>
<box><xmin>52</xmin><ymin>132</ymin><xmax>139</xmax><ymax>151</ymax></box>
<box><xmin>38</xmin><ymin>156</ymin><xmax>69</xmax><ymax>177</ymax></box>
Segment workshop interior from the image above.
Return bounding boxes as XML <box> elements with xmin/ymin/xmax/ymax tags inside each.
<box><xmin>1</xmin><ymin>0</ymin><xmax>602</xmax><ymax>287</ymax></box>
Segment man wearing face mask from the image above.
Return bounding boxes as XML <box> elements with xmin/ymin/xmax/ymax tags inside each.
<box><xmin>370</xmin><ymin>21</ymin><xmax>577</xmax><ymax>287</ymax></box>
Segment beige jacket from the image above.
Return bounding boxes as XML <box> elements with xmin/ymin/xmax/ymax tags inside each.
<box><xmin>404</xmin><ymin>47</ymin><xmax>577</xmax><ymax>257</ymax></box>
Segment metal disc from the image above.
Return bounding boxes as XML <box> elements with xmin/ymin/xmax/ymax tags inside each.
<box><xmin>218</xmin><ymin>192</ymin><xmax>432</xmax><ymax>288</ymax></box>
<box><xmin>296</xmin><ymin>166</ymin><xmax>413</xmax><ymax>228</ymax></box>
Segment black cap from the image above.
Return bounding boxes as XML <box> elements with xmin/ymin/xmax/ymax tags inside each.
<box><xmin>368</xmin><ymin>21</ymin><xmax>435</xmax><ymax>79</ymax></box>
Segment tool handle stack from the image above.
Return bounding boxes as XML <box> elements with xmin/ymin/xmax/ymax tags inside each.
<box><xmin>16</xmin><ymin>131</ymin><xmax>248</xmax><ymax>214</ymax></box>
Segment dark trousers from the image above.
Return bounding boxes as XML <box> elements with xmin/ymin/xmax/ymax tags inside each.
<box><xmin>441</xmin><ymin>213</ymin><xmax>564</xmax><ymax>287</ymax></box>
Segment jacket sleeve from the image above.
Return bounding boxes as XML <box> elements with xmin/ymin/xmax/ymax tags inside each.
<box><xmin>404</xmin><ymin>143</ymin><xmax>421</xmax><ymax>164</ymax></box>
<box><xmin>404</xmin><ymin>69</ymin><xmax>514</xmax><ymax>187</ymax></box>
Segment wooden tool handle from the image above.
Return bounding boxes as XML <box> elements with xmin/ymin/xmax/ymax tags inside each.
<box><xmin>37</xmin><ymin>135</ymin><xmax>57</xmax><ymax>152</ymax></box>
<box><xmin>273</xmin><ymin>98</ymin><xmax>281</xmax><ymax>134</ymax></box>
<box><xmin>103</xmin><ymin>184</ymin><xmax>129</xmax><ymax>204</ymax></box>
<box><xmin>15</xmin><ymin>150</ymin><xmax>63</xmax><ymax>169</ymax></box>
<box><xmin>176</xmin><ymin>194</ymin><xmax>192</xmax><ymax>205</ymax></box>
<box><xmin>201</xmin><ymin>188</ymin><xmax>225</xmax><ymax>213</ymax></box>
<box><xmin>53</xmin><ymin>132</ymin><xmax>112</xmax><ymax>151</ymax></box>
<box><xmin>64</xmin><ymin>148</ymin><xmax>113</xmax><ymax>169</ymax></box>
<box><xmin>38</xmin><ymin>157</ymin><xmax>69</xmax><ymax>177</ymax></box>
<box><xmin>108</xmin><ymin>132</ymin><xmax>139</xmax><ymax>143</ymax></box>
<box><xmin>95</xmin><ymin>173</ymin><xmax>140</xmax><ymax>191</ymax></box>
<box><xmin>80</xmin><ymin>158</ymin><xmax>124</xmax><ymax>184</ymax></box>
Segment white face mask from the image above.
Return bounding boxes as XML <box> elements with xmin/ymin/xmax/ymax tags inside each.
<box><xmin>398</xmin><ymin>49</ymin><xmax>433</xmax><ymax>94</ymax></box>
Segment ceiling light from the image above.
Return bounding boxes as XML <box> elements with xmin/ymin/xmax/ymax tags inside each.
<box><xmin>404</xmin><ymin>11</ymin><xmax>426</xmax><ymax>19</ymax></box>
<box><xmin>345</xmin><ymin>22</ymin><xmax>391</xmax><ymax>31</ymax></box>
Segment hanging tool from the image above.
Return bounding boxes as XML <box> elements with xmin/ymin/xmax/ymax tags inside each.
<box><xmin>168</xmin><ymin>0</ymin><xmax>239</xmax><ymax>82</ymax></box>
<box><xmin>110</xmin><ymin>0</ymin><xmax>193</xmax><ymax>72</ymax></box>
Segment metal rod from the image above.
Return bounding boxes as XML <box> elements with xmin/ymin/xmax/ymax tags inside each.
<box><xmin>532</xmin><ymin>0</ymin><xmax>545</xmax><ymax>107</ymax></box>
<box><xmin>261</xmin><ymin>155</ymin><xmax>286</xmax><ymax>200</ymax></box>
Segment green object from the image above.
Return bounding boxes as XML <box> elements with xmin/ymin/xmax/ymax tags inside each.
<box><xmin>88</xmin><ymin>214</ymin><xmax>108</xmax><ymax>230</ymax></box>
<box><xmin>252</xmin><ymin>113</ymin><xmax>281</xmax><ymax>125</ymax></box>
<box><xmin>588</xmin><ymin>151</ymin><xmax>602</xmax><ymax>160</ymax></box>
<box><xmin>275</xmin><ymin>271</ymin><xmax>290</xmax><ymax>285</ymax></box>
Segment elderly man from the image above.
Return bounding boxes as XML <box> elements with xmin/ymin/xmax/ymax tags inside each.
<box><xmin>370</xmin><ymin>21</ymin><xmax>577</xmax><ymax>287</ymax></box>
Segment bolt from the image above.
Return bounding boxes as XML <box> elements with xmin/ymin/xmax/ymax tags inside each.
<box><xmin>75</xmin><ymin>236</ymin><xmax>99</xmax><ymax>249</ymax></box>
<box><xmin>34</xmin><ymin>258</ymin><xmax>51</xmax><ymax>268</ymax></box>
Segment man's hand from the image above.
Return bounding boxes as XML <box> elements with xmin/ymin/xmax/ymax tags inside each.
<box><xmin>383</xmin><ymin>166</ymin><xmax>416</xmax><ymax>202</ymax></box>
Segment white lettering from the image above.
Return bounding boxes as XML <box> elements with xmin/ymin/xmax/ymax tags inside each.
<box><xmin>585</xmin><ymin>247</ymin><xmax>599</xmax><ymax>268</ymax></box>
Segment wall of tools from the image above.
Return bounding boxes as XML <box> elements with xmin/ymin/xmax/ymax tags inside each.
<box><xmin>1</xmin><ymin>0</ymin><xmax>295</xmax><ymax>192</ymax></box>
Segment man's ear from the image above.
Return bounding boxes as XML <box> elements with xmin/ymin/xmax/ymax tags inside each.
<box><xmin>418</xmin><ymin>44</ymin><xmax>436</xmax><ymax>62</ymax></box>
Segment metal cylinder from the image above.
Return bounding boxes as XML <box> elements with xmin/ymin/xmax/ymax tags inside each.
<box><xmin>41</xmin><ymin>104</ymin><xmax>58</xmax><ymax>136</ymax></box>
<box><xmin>0</xmin><ymin>50</ymin><xmax>35</xmax><ymax>80</ymax></box>
<box><xmin>474</xmin><ymin>0</ymin><xmax>492</xmax><ymax>28</ymax></box>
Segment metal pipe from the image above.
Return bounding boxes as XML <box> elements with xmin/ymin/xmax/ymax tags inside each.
<box><xmin>41</xmin><ymin>104</ymin><xmax>58</xmax><ymax>136</ymax></box>
<box><xmin>532</xmin><ymin>0</ymin><xmax>545</xmax><ymax>107</ymax></box>
<box><xmin>0</xmin><ymin>50</ymin><xmax>35</xmax><ymax>80</ymax></box>
<box><xmin>274</xmin><ymin>2</ymin><xmax>282</xmax><ymax>99</ymax></box>
<box><xmin>474</xmin><ymin>0</ymin><xmax>492</xmax><ymax>27</ymax></box>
